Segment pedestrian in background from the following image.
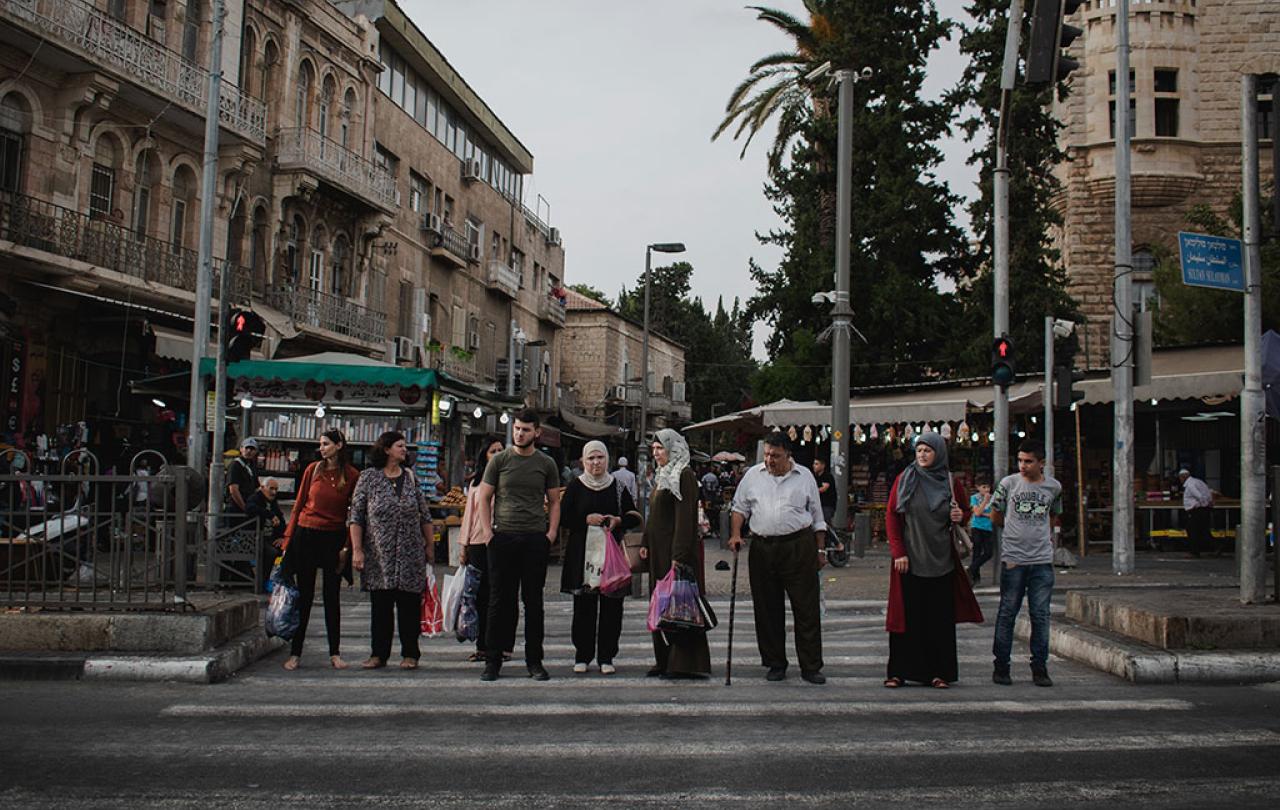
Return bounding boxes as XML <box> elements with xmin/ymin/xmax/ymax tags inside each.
<box><xmin>967</xmin><ymin>476</ymin><xmax>995</xmax><ymax>585</ymax></box>
<box><xmin>560</xmin><ymin>441</ymin><xmax>641</xmax><ymax>675</ymax></box>
<box><xmin>700</xmin><ymin>464</ymin><xmax>721</xmax><ymax>537</ymax></box>
<box><xmin>884</xmin><ymin>431</ymin><xmax>983</xmax><ymax>689</ymax></box>
<box><xmin>642</xmin><ymin>429</ymin><xmax>711</xmax><ymax>679</ymax></box>
<box><xmin>613</xmin><ymin>456</ymin><xmax>638</xmax><ymax>503</ymax></box>
<box><xmin>991</xmin><ymin>440</ymin><xmax>1063</xmax><ymax>688</ymax></box>
<box><xmin>226</xmin><ymin>438</ymin><xmax>260</xmax><ymax>515</ymax></box>
<box><xmin>350</xmin><ymin>431</ymin><xmax>434</xmax><ymax>670</ymax></box>
<box><xmin>1178</xmin><ymin>468</ymin><xmax>1215</xmax><ymax>557</ymax></box>
<box><xmin>813</xmin><ymin>457</ymin><xmax>837</xmax><ymax>527</ymax></box>
<box><xmin>280</xmin><ymin>430</ymin><xmax>359</xmax><ymax>671</ymax></box>
<box><xmin>245</xmin><ymin>477</ymin><xmax>285</xmax><ymax>590</ymax></box>
<box><xmin>729</xmin><ymin>432</ymin><xmax>828</xmax><ymax>684</ymax></box>
<box><xmin>473</xmin><ymin>409</ymin><xmax>562</xmax><ymax>682</ymax></box>
<box><xmin>459</xmin><ymin>436</ymin><xmax>505</xmax><ymax>662</ymax></box>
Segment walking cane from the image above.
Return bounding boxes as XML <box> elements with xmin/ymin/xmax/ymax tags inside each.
<box><xmin>724</xmin><ymin>546</ymin><xmax>740</xmax><ymax>686</ymax></box>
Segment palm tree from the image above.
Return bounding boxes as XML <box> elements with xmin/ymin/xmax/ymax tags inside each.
<box><xmin>712</xmin><ymin>2</ymin><xmax>838</xmax><ymax>178</ymax></box>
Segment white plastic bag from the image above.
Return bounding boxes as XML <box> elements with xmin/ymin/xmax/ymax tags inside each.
<box><xmin>441</xmin><ymin>567</ymin><xmax>465</xmax><ymax>636</ymax></box>
<box><xmin>583</xmin><ymin>525</ymin><xmax>607</xmax><ymax>590</ymax></box>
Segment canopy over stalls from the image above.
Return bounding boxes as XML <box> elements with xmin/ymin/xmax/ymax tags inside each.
<box><xmin>199</xmin><ymin>352</ymin><xmax>438</xmax><ymax>388</ymax></box>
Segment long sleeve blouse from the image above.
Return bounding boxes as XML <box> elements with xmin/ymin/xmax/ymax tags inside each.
<box><xmin>559</xmin><ymin>478</ymin><xmax>641</xmax><ymax>593</ymax></box>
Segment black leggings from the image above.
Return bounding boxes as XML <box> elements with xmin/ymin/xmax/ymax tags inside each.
<box><xmin>288</xmin><ymin>527</ymin><xmax>345</xmax><ymax>657</ymax></box>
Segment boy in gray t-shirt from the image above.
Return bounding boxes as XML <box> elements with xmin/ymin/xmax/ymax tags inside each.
<box><xmin>990</xmin><ymin>440</ymin><xmax>1062</xmax><ymax>688</ymax></box>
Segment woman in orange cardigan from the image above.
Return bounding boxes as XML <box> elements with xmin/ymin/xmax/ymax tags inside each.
<box><xmin>281</xmin><ymin>429</ymin><xmax>359</xmax><ymax>671</ymax></box>
<box><xmin>883</xmin><ymin>432</ymin><xmax>983</xmax><ymax>689</ymax></box>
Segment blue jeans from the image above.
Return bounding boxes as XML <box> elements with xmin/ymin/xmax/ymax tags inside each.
<box><xmin>992</xmin><ymin>563</ymin><xmax>1054</xmax><ymax>669</ymax></box>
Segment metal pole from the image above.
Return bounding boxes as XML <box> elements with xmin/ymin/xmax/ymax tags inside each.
<box><xmin>1111</xmin><ymin>0</ymin><xmax>1135</xmax><ymax>575</ymax></box>
<box><xmin>186</xmin><ymin>0</ymin><xmax>225</xmax><ymax>480</ymax></box>
<box><xmin>1075</xmin><ymin>403</ymin><xmax>1087</xmax><ymax>558</ymax></box>
<box><xmin>830</xmin><ymin>69</ymin><xmax>855</xmax><ymax>533</ymax></box>
<box><xmin>505</xmin><ymin>317</ymin><xmax>517</xmax><ymax>444</ymax></box>
<box><xmin>1240</xmin><ymin>73</ymin><xmax>1266</xmax><ymax>604</ymax></box>
<box><xmin>991</xmin><ymin>0</ymin><xmax>1022</xmax><ymax>572</ymax></box>
<box><xmin>206</xmin><ymin>258</ymin><xmax>233</xmax><ymax>525</ymax></box>
<box><xmin>1273</xmin><ymin>465</ymin><xmax>1280</xmax><ymax>601</ymax></box>
<box><xmin>639</xmin><ymin>247</ymin><xmax>652</xmax><ymax>517</ymax></box>
<box><xmin>1045</xmin><ymin>316</ymin><xmax>1054</xmax><ymax>473</ymax></box>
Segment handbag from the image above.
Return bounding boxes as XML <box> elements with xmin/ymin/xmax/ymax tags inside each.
<box><xmin>948</xmin><ymin>471</ymin><xmax>973</xmax><ymax>560</ymax></box>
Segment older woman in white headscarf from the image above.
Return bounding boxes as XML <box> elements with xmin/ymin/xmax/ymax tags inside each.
<box><xmin>641</xmin><ymin>429</ymin><xmax>711</xmax><ymax>679</ymax></box>
<box><xmin>559</xmin><ymin>440</ymin><xmax>642</xmax><ymax>675</ymax></box>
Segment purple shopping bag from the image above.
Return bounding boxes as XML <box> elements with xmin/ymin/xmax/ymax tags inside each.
<box><xmin>646</xmin><ymin>567</ymin><xmax>677</xmax><ymax>632</ymax></box>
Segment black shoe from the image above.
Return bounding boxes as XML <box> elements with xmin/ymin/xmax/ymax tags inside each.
<box><xmin>527</xmin><ymin>663</ymin><xmax>550</xmax><ymax>681</ymax></box>
<box><xmin>480</xmin><ymin>662</ymin><xmax>500</xmax><ymax>682</ymax></box>
<box><xmin>765</xmin><ymin>666</ymin><xmax>787</xmax><ymax>682</ymax></box>
<box><xmin>992</xmin><ymin>666</ymin><xmax>1012</xmax><ymax>686</ymax></box>
<box><xmin>800</xmin><ymin>670</ymin><xmax>826</xmax><ymax>685</ymax></box>
<box><xmin>646</xmin><ymin>666</ymin><xmax>663</xmax><ymax>678</ymax></box>
<box><xmin>1031</xmin><ymin>665</ymin><xmax>1053</xmax><ymax>687</ymax></box>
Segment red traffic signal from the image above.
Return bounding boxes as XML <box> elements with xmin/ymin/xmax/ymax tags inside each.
<box><xmin>992</xmin><ymin>335</ymin><xmax>1015</xmax><ymax>389</ymax></box>
<box><xmin>225</xmin><ymin>308</ymin><xmax>265</xmax><ymax>363</ymax></box>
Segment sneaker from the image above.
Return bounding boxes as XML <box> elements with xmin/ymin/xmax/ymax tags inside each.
<box><xmin>527</xmin><ymin>663</ymin><xmax>551</xmax><ymax>681</ymax></box>
<box><xmin>573</xmin><ymin>662</ymin><xmax>588</xmax><ymax>674</ymax></box>
<box><xmin>600</xmin><ymin>663</ymin><xmax>617</xmax><ymax>676</ymax></box>
<box><xmin>992</xmin><ymin>666</ymin><xmax>1012</xmax><ymax>686</ymax></box>
<box><xmin>1031</xmin><ymin>665</ymin><xmax>1053</xmax><ymax>687</ymax></box>
<box><xmin>480</xmin><ymin>662</ymin><xmax>500</xmax><ymax>682</ymax></box>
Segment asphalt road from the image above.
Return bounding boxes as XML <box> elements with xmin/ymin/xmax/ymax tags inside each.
<box><xmin>4</xmin><ymin>588</ymin><xmax>1279</xmax><ymax>808</ymax></box>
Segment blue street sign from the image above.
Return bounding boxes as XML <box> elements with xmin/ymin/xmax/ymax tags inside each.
<box><xmin>1177</xmin><ymin>231</ymin><xmax>1244</xmax><ymax>292</ymax></box>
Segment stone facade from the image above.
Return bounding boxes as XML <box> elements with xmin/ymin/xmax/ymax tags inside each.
<box><xmin>560</xmin><ymin>288</ymin><xmax>690</xmax><ymax>435</ymax></box>
<box><xmin>1052</xmin><ymin>0</ymin><xmax>1278</xmax><ymax>366</ymax></box>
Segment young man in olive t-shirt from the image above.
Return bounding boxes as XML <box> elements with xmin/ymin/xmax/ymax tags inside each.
<box><xmin>474</xmin><ymin>409</ymin><xmax>561</xmax><ymax>681</ymax></box>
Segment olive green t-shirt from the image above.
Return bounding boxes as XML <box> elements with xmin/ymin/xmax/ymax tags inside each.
<box><xmin>482</xmin><ymin>448</ymin><xmax>560</xmax><ymax>533</ymax></box>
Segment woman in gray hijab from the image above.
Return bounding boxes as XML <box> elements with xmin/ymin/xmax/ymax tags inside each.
<box><xmin>883</xmin><ymin>431</ymin><xmax>983</xmax><ymax>688</ymax></box>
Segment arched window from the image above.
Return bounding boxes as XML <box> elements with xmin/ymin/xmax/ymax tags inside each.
<box><xmin>309</xmin><ymin>226</ymin><xmax>327</xmax><ymax>293</ymax></box>
<box><xmin>331</xmin><ymin>233</ymin><xmax>351</xmax><ymax>296</ymax></box>
<box><xmin>132</xmin><ymin>150</ymin><xmax>161</xmax><ymax>240</ymax></box>
<box><xmin>89</xmin><ymin>136</ymin><xmax>121</xmax><ymax>219</ymax></box>
<box><xmin>239</xmin><ymin>27</ymin><xmax>257</xmax><ymax>98</ymax></box>
<box><xmin>170</xmin><ymin>165</ymin><xmax>197</xmax><ymax>252</ymax></box>
<box><xmin>319</xmin><ymin>75</ymin><xmax>336</xmax><ymax>144</ymax></box>
<box><xmin>286</xmin><ymin>214</ymin><xmax>305</xmax><ymax>285</ymax></box>
<box><xmin>250</xmin><ymin>204</ymin><xmax>268</xmax><ymax>290</ymax></box>
<box><xmin>341</xmin><ymin>88</ymin><xmax>356</xmax><ymax>149</ymax></box>
<box><xmin>295</xmin><ymin>62</ymin><xmax>314</xmax><ymax>131</ymax></box>
<box><xmin>0</xmin><ymin>93</ymin><xmax>31</xmax><ymax>194</ymax></box>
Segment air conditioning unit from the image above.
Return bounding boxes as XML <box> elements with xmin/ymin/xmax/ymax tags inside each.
<box><xmin>394</xmin><ymin>335</ymin><xmax>414</xmax><ymax>364</ymax></box>
<box><xmin>420</xmin><ymin>212</ymin><xmax>442</xmax><ymax>234</ymax></box>
<box><xmin>468</xmin><ymin>244</ymin><xmax>482</xmax><ymax>263</ymax></box>
<box><xmin>546</xmin><ymin>227</ymin><xmax>561</xmax><ymax>246</ymax></box>
<box><xmin>467</xmin><ymin>330</ymin><xmax>481</xmax><ymax>351</ymax></box>
<box><xmin>462</xmin><ymin>159</ymin><xmax>483</xmax><ymax>182</ymax></box>
<box><xmin>607</xmin><ymin>384</ymin><xmax>627</xmax><ymax>400</ymax></box>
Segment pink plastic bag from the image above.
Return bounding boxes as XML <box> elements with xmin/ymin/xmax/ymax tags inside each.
<box><xmin>646</xmin><ymin>567</ymin><xmax>677</xmax><ymax>632</ymax></box>
<box><xmin>420</xmin><ymin>565</ymin><xmax>444</xmax><ymax>637</ymax></box>
<box><xmin>598</xmin><ymin>531</ymin><xmax>632</xmax><ymax>596</ymax></box>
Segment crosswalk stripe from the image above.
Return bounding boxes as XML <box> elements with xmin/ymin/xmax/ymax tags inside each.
<box><xmin>162</xmin><ymin>698</ymin><xmax>1192</xmax><ymax>718</ymax></box>
<box><xmin>233</xmin><ymin>673</ymin><xmax>1100</xmax><ymax>688</ymax></box>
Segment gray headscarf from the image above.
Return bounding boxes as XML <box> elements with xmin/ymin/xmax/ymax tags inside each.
<box><xmin>653</xmin><ymin>429</ymin><xmax>691</xmax><ymax>501</ymax></box>
<box><xmin>894</xmin><ymin>431</ymin><xmax>952</xmax><ymax>514</ymax></box>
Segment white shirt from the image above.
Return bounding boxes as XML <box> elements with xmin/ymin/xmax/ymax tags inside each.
<box><xmin>1182</xmin><ymin>476</ymin><xmax>1213</xmax><ymax>511</ymax></box>
<box><xmin>731</xmin><ymin>461</ymin><xmax>827</xmax><ymax>536</ymax></box>
<box><xmin>613</xmin><ymin>467</ymin><xmax>638</xmax><ymax>501</ymax></box>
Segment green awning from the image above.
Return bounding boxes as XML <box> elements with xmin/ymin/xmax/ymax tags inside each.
<box><xmin>199</xmin><ymin>356</ymin><xmax>438</xmax><ymax>388</ymax></box>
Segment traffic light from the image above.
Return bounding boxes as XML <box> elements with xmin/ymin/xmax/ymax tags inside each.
<box><xmin>1053</xmin><ymin>365</ymin><xmax>1086</xmax><ymax>409</ymax></box>
<box><xmin>225</xmin><ymin>308</ymin><xmax>265</xmax><ymax>363</ymax></box>
<box><xmin>1025</xmin><ymin>0</ymin><xmax>1084</xmax><ymax>85</ymax></box>
<box><xmin>991</xmin><ymin>335</ymin><xmax>1015</xmax><ymax>389</ymax></box>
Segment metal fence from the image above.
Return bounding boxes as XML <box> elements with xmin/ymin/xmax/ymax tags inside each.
<box><xmin>0</xmin><ymin>468</ymin><xmax>269</xmax><ymax>611</ymax></box>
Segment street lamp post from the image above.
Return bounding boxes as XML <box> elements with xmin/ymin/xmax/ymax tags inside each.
<box><xmin>506</xmin><ymin>319</ymin><xmax>525</xmax><ymax>444</ymax></box>
<box><xmin>709</xmin><ymin>401</ymin><xmax>727</xmax><ymax>455</ymax></box>
<box><xmin>639</xmin><ymin>242</ymin><xmax>686</xmax><ymax>514</ymax></box>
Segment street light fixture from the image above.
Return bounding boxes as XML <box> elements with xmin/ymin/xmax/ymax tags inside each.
<box><xmin>639</xmin><ymin>241</ymin><xmax>686</xmax><ymax>514</ymax></box>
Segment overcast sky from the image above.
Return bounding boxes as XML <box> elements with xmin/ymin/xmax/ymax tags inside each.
<box><xmin>403</xmin><ymin>0</ymin><xmax>980</xmax><ymax>358</ymax></box>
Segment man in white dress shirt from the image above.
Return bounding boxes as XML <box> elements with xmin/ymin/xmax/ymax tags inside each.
<box><xmin>1178</xmin><ymin>468</ymin><xmax>1215</xmax><ymax>557</ymax></box>
<box><xmin>728</xmin><ymin>432</ymin><xmax>827</xmax><ymax>684</ymax></box>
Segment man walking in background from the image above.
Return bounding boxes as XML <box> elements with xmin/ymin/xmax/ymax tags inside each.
<box><xmin>1178</xmin><ymin>468</ymin><xmax>1215</xmax><ymax>557</ymax></box>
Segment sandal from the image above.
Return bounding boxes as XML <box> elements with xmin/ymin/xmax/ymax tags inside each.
<box><xmin>282</xmin><ymin>656</ymin><xmax>300</xmax><ymax>672</ymax></box>
<box><xmin>883</xmin><ymin>677</ymin><xmax>903</xmax><ymax>688</ymax></box>
<box><xmin>400</xmin><ymin>658</ymin><xmax>419</xmax><ymax>670</ymax></box>
<box><xmin>330</xmin><ymin>656</ymin><xmax>349</xmax><ymax>670</ymax></box>
<box><xmin>931</xmin><ymin>678</ymin><xmax>950</xmax><ymax>689</ymax></box>
<box><xmin>466</xmin><ymin>651</ymin><xmax>485</xmax><ymax>662</ymax></box>
<box><xmin>360</xmin><ymin>657</ymin><xmax>386</xmax><ymax>670</ymax></box>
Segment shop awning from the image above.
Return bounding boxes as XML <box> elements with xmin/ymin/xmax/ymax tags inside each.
<box><xmin>151</xmin><ymin>326</ymin><xmax>215</xmax><ymax>363</ymax></box>
<box><xmin>682</xmin><ymin>406</ymin><xmax>765</xmax><ymax>434</ymax></box>
<box><xmin>199</xmin><ymin>352</ymin><xmax>438</xmax><ymax>388</ymax></box>
<box><xmin>1078</xmin><ymin>344</ymin><xmax>1243</xmax><ymax>405</ymax></box>
<box><xmin>760</xmin><ymin>391</ymin><xmax>973</xmax><ymax>428</ymax></box>
<box><xmin>556</xmin><ymin>390</ymin><xmax>627</xmax><ymax>438</ymax></box>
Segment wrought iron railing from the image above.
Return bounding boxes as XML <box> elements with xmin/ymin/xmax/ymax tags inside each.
<box><xmin>538</xmin><ymin>294</ymin><xmax>566</xmax><ymax>327</ymax></box>
<box><xmin>0</xmin><ymin>191</ymin><xmax>250</xmax><ymax>301</ymax></box>
<box><xmin>264</xmin><ymin>284</ymin><xmax>387</xmax><ymax>345</ymax></box>
<box><xmin>485</xmin><ymin>260</ymin><xmax>519</xmax><ymax>298</ymax></box>
<box><xmin>440</xmin><ymin>352</ymin><xmax>480</xmax><ymax>383</ymax></box>
<box><xmin>0</xmin><ymin>0</ymin><xmax>266</xmax><ymax>143</ymax></box>
<box><xmin>429</xmin><ymin>224</ymin><xmax>472</xmax><ymax>264</ymax></box>
<box><xmin>273</xmin><ymin>128</ymin><xmax>397</xmax><ymax>210</ymax></box>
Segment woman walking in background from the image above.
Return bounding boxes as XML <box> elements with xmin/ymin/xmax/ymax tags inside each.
<box><xmin>884</xmin><ymin>432</ymin><xmax>983</xmax><ymax>689</ymax></box>
<box><xmin>642</xmin><ymin>429</ymin><xmax>711</xmax><ymax>679</ymax></box>
<box><xmin>560</xmin><ymin>441</ymin><xmax>642</xmax><ymax>675</ymax></box>
<box><xmin>280</xmin><ymin>429</ymin><xmax>358</xmax><ymax>671</ymax></box>
<box><xmin>459</xmin><ymin>437</ymin><xmax>504</xmax><ymax>662</ymax></box>
<box><xmin>350</xmin><ymin>431</ymin><xmax>435</xmax><ymax>670</ymax></box>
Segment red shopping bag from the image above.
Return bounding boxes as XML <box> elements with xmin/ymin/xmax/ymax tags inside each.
<box><xmin>646</xmin><ymin>567</ymin><xmax>677</xmax><ymax>632</ymax></box>
<box><xmin>420</xmin><ymin>565</ymin><xmax>444</xmax><ymax>637</ymax></box>
<box><xmin>598</xmin><ymin>531</ymin><xmax>632</xmax><ymax>596</ymax></box>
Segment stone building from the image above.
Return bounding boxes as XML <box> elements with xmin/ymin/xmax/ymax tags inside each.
<box><xmin>1052</xmin><ymin>0</ymin><xmax>1278</xmax><ymax>366</ymax></box>
<box><xmin>559</xmin><ymin>287</ymin><xmax>690</xmax><ymax>442</ymax></box>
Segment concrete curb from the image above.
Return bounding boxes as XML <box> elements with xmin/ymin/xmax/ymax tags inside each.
<box><xmin>1015</xmin><ymin>616</ymin><xmax>1280</xmax><ymax>684</ymax></box>
<box><xmin>0</xmin><ymin>630</ymin><xmax>285</xmax><ymax>684</ymax></box>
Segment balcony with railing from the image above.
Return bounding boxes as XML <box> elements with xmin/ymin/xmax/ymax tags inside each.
<box><xmin>429</xmin><ymin>224</ymin><xmax>471</xmax><ymax>267</ymax></box>
<box><xmin>537</xmin><ymin>294</ymin><xmax>566</xmax><ymax>327</ymax></box>
<box><xmin>0</xmin><ymin>0</ymin><xmax>266</xmax><ymax>144</ymax></box>
<box><xmin>264</xmin><ymin>285</ymin><xmax>387</xmax><ymax>346</ymax></box>
<box><xmin>439</xmin><ymin>351</ymin><xmax>481</xmax><ymax>383</ymax></box>
<box><xmin>485</xmin><ymin>260</ymin><xmax>519</xmax><ymax>299</ymax></box>
<box><xmin>0</xmin><ymin>190</ymin><xmax>249</xmax><ymax>302</ymax></box>
<box><xmin>273</xmin><ymin>128</ymin><xmax>396</xmax><ymax>212</ymax></box>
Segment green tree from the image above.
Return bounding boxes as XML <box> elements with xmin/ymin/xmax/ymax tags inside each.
<box><xmin>567</xmin><ymin>283</ymin><xmax>611</xmax><ymax>308</ymax></box>
<box><xmin>947</xmin><ymin>0</ymin><xmax>1080</xmax><ymax>376</ymax></box>
<box><xmin>732</xmin><ymin>1</ymin><xmax>969</xmax><ymax>398</ymax></box>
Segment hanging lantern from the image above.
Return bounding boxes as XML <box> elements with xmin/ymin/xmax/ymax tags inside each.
<box><xmin>940</xmin><ymin>422</ymin><xmax>953</xmax><ymax>440</ymax></box>
<box><xmin>904</xmin><ymin>423</ymin><xmax>915</xmax><ymax>440</ymax></box>
<box><xmin>853</xmin><ymin>425</ymin><xmax>865</xmax><ymax>444</ymax></box>
<box><xmin>958</xmin><ymin>421</ymin><xmax>971</xmax><ymax>442</ymax></box>
<box><xmin>787</xmin><ymin>425</ymin><xmax>798</xmax><ymax>443</ymax></box>
<box><xmin>925</xmin><ymin>422</ymin><xmax>934</xmax><ymax>435</ymax></box>
<box><xmin>869</xmin><ymin>424</ymin><xmax>879</xmax><ymax>441</ymax></box>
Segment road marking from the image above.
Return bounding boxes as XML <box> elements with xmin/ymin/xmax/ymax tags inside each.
<box><xmin>162</xmin><ymin>698</ymin><xmax>1193</xmax><ymax>719</ymax></box>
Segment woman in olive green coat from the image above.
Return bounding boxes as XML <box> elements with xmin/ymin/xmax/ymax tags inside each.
<box><xmin>641</xmin><ymin>429</ymin><xmax>711</xmax><ymax>679</ymax></box>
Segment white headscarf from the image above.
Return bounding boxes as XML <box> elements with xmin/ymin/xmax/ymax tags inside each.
<box><xmin>578</xmin><ymin>440</ymin><xmax>615</xmax><ymax>491</ymax></box>
<box><xmin>653</xmin><ymin>429</ymin><xmax>691</xmax><ymax>501</ymax></box>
